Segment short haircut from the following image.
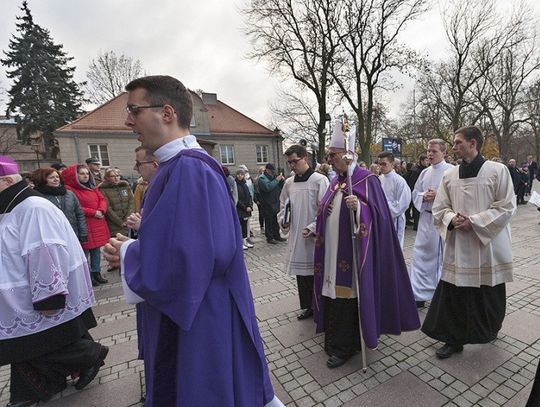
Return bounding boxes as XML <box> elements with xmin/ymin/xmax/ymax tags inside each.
<box><xmin>378</xmin><ymin>151</ymin><xmax>394</xmax><ymax>161</ymax></box>
<box><xmin>455</xmin><ymin>126</ymin><xmax>484</xmax><ymax>151</ymax></box>
<box><xmin>284</xmin><ymin>144</ymin><xmax>308</xmax><ymax>158</ymax></box>
<box><xmin>126</xmin><ymin>75</ymin><xmax>193</xmax><ymax>129</ymax></box>
<box><xmin>427</xmin><ymin>139</ymin><xmax>447</xmax><ymax>153</ymax></box>
<box><xmin>104</xmin><ymin>167</ymin><xmax>121</xmax><ymax>178</ymax></box>
<box><xmin>134</xmin><ymin>146</ymin><xmax>157</xmax><ymax>161</ymax></box>
<box><xmin>31</xmin><ymin>168</ymin><xmax>59</xmax><ymax>187</ymax></box>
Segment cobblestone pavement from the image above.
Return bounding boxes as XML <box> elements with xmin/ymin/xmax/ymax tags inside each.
<box><xmin>2</xmin><ymin>185</ymin><xmax>540</xmax><ymax>407</ymax></box>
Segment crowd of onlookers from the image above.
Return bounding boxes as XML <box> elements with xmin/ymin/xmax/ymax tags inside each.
<box><xmin>15</xmin><ymin>151</ymin><xmax>540</xmax><ymax>288</ymax></box>
<box><xmin>20</xmin><ymin>157</ymin><xmax>135</xmax><ymax>286</ymax></box>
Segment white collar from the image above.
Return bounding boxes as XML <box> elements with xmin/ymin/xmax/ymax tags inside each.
<box><xmin>432</xmin><ymin>161</ymin><xmax>447</xmax><ymax>169</ymax></box>
<box><xmin>154</xmin><ymin>135</ymin><xmax>202</xmax><ymax>163</ymax></box>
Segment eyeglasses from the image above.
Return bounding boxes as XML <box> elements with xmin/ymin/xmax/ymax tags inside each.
<box><xmin>135</xmin><ymin>161</ymin><xmax>155</xmax><ymax>168</ymax></box>
<box><xmin>126</xmin><ymin>105</ymin><xmax>164</xmax><ymax>115</ymax></box>
<box><xmin>287</xmin><ymin>158</ymin><xmax>303</xmax><ymax>165</ymax></box>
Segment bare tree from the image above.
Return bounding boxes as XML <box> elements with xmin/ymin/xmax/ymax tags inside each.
<box><xmin>329</xmin><ymin>0</ymin><xmax>429</xmax><ymax>163</ymax></box>
<box><xmin>472</xmin><ymin>5</ymin><xmax>539</xmax><ymax>160</ymax></box>
<box><xmin>85</xmin><ymin>50</ymin><xmax>145</xmax><ymax>104</ymax></box>
<box><xmin>0</xmin><ymin>121</ymin><xmax>19</xmax><ymax>155</ymax></box>
<box><xmin>270</xmin><ymin>87</ymin><xmax>320</xmax><ymax>144</ymax></box>
<box><xmin>524</xmin><ymin>79</ymin><xmax>540</xmax><ymax>161</ymax></box>
<box><xmin>414</xmin><ymin>0</ymin><xmax>523</xmax><ymax>144</ymax></box>
<box><xmin>244</xmin><ymin>0</ymin><xmax>340</xmax><ymax>160</ymax></box>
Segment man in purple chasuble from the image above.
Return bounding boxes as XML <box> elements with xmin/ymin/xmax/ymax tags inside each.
<box><xmin>104</xmin><ymin>75</ymin><xmax>283</xmax><ymax>407</ymax></box>
<box><xmin>313</xmin><ymin>121</ymin><xmax>420</xmax><ymax>369</ymax></box>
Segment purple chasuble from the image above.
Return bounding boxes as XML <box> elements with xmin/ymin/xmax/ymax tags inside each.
<box><xmin>124</xmin><ymin>149</ymin><xmax>274</xmax><ymax>406</ymax></box>
<box><xmin>313</xmin><ymin>166</ymin><xmax>420</xmax><ymax>349</ymax></box>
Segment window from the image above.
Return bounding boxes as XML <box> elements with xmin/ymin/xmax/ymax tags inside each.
<box><xmin>88</xmin><ymin>144</ymin><xmax>110</xmax><ymax>166</ymax></box>
<box><xmin>220</xmin><ymin>145</ymin><xmax>235</xmax><ymax>165</ymax></box>
<box><xmin>256</xmin><ymin>145</ymin><xmax>268</xmax><ymax>164</ymax></box>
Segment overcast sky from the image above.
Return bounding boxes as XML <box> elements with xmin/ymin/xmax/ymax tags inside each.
<box><xmin>0</xmin><ymin>1</ymin><xmax>537</xmax><ymax>128</ymax></box>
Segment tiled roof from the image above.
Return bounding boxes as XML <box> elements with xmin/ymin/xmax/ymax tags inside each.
<box><xmin>206</xmin><ymin>100</ymin><xmax>273</xmax><ymax>135</ymax></box>
<box><xmin>56</xmin><ymin>92</ymin><xmax>274</xmax><ymax>136</ymax></box>
<box><xmin>57</xmin><ymin>93</ymin><xmax>131</xmax><ymax>132</ymax></box>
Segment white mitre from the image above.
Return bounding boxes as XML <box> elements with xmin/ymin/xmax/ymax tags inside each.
<box><xmin>329</xmin><ymin>119</ymin><xmax>356</xmax><ymax>153</ymax></box>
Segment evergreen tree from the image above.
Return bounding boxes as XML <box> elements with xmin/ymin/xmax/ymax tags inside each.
<box><xmin>1</xmin><ymin>1</ymin><xmax>84</xmax><ymax>158</ymax></box>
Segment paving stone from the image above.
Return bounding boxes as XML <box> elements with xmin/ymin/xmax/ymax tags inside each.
<box><xmin>506</xmin><ymin>382</ymin><xmax>533</xmax><ymax>407</ymax></box>
<box><xmin>91</xmin><ymin>315</ymin><xmax>136</xmax><ymax>340</ymax></box>
<box><xmin>270</xmin><ymin>373</ymin><xmax>293</xmax><ymax>405</ymax></box>
<box><xmin>46</xmin><ymin>372</ymin><xmax>141</xmax><ymax>406</ymax></box>
<box><xmin>501</xmin><ymin>310</ymin><xmax>540</xmax><ymax>344</ymax></box>
<box><xmin>430</xmin><ymin>343</ymin><xmax>513</xmax><ymax>386</ymax></box>
<box><xmin>248</xmin><ymin>269</ymin><xmax>270</xmax><ymax>282</ymax></box>
<box><xmin>93</xmin><ymin>285</ymin><xmax>125</xmax><ymax>301</ymax></box>
<box><xmin>272</xmin><ymin>319</ymin><xmax>320</xmax><ymax>348</ymax></box>
<box><xmin>92</xmin><ymin>299</ymin><xmax>135</xmax><ymax>318</ymax></box>
<box><xmin>300</xmin><ymin>349</ymin><xmax>383</xmax><ymax>387</ymax></box>
<box><xmin>255</xmin><ymin>295</ymin><xmax>300</xmax><ymax>321</ymax></box>
<box><xmin>342</xmin><ymin>371</ymin><xmax>447</xmax><ymax>407</ymax></box>
<box><xmin>251</xmin><ymin>280</ymin><xmax>287</xmax><ymax>297</ymax></box>
<box><xmin>506</xmin><ymin>280</ymin><xmax>531</xmax><ymax>297</ymax></box>
<box><xmin>389</xmin><ymin>328</ymin><xmax>426</xmax><ymax>347</ymax></box>
<box><xmin>104</xmin><ymin>339</ymin><xmax>139</xmax><ymax>367</ymax></box>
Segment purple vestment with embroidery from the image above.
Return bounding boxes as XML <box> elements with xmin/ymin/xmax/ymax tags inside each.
<box><xmin>124</xmin><ymin>149</ymin><xmax>274</xmax><ymax>406</ymax></box>
<box><xmin>313</xmin><ymin>166</ymin><xmax>420</xmax><ymax>349</ymax></box>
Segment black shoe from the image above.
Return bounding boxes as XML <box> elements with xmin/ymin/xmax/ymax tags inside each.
<box><xmin>267</xmin><ymin>239</ymin><xmax>278</xmax><ymax>244</ymax></box>
<box><xmin>326</xmin><ymin>355</ymin><xmax>350</xmax><ymax>369</ymax></box>
<box><xmin>416</xmin><ymin>301</ymin><xmax>425</xmax><ymax>308</ymax></box>
<box><xmin>75</xmin><ymin>345</ymin><xmax>109</xmax><ymax>390</ymax></box>
<box><xmin>93</xmin><ymin>274</ymin><xmax>108</xmax><ymax>284</ymax></box>
<box><xmin>275</xmin><ymin>236</ymin><xmax>287</xmax><ymax>242</ymax></box>
<box><xmin>297</xmin><ymin>309</ymin><xmax>314</xmax><ymax>320</ymax></box>
<box><xmin>436</xmin><ymin>343</ymin><xmax>463</xmax><ymax>359</ymax></box>
<box><xmin>91</xmin><ymin>275</ymin><xmax>100</xmax><ymax>286</ymax></box>
<box><xmin>6</xmin><ymin>401</ymin><xmax>38</xmax><ymax>407</ymax></box>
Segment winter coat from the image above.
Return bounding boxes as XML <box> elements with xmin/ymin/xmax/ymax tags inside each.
<box><xmin>62</xmin><ymin>165</ymin><xmax>110</xmax><ymax>250</ymax></box>
<box><xmin>257</xmin><ymin>173</ymin><xmax>283</xmax><ymax>213</ymax></box>
<box><xmin>133</xmin><ymin>177</ymin><xmax>149</xmax><ymax>213</ymax></box>
<box><xmin>98</xmin><ymin>180</ymin><xmax>134</xmax><ymax>237</ymax></box>
<box><xmin>34</xmin><ymin>185</ymin><xmax>88</xmax><ymax>242</ymax></box>
<box><xmin>235</xmin><ymin>178</ymin><xmax>253</xmax><ymax>219</ymax></box>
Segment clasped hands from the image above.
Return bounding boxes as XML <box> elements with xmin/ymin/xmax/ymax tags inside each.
<box><xmin>451</xmin><ymin>212</ymin><xmax>472</xmax><ymax>231</ymax></box>
<box><xmin>423</xmin><ymin>189</ymin><xmax>436</xmax><ymax>203</ymax></box>
<box><xmin>103</xmin><ymin>234</ymin><xmax>130</xmax><ymax>268</ymax></box>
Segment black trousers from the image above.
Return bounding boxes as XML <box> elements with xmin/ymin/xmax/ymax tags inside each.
<box><xmin>256</xmin><ymin>203</ymin><xmax>265</xmax><ymax>229</ymax></box>
<box><xmin>516</xmin><ymin>183</ymin><xmax>526</xmax><ymax>204</ymax></box>
<box><xmin>324</xmin><ymin>297</ymin><xmax>361</xmax><ymax>359</ymax></box>
<box><xmin>263</xmin><ymin>208</ymin><xmax>280</xmax><ymax>241</ymax></box>
<box><xmin>10</xmin><ymin>337</ymin><xmax>102</xmax><ymax>403</ymax></box>
<box><xmin>297</xmin><ymin>275</ymin><xmax>314</xmax><ymax>310</ymax></box>
<box><xmin>239</xmin><ymin>218</ymin><xmax>248</xmax><ymax>239</ymax></box>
